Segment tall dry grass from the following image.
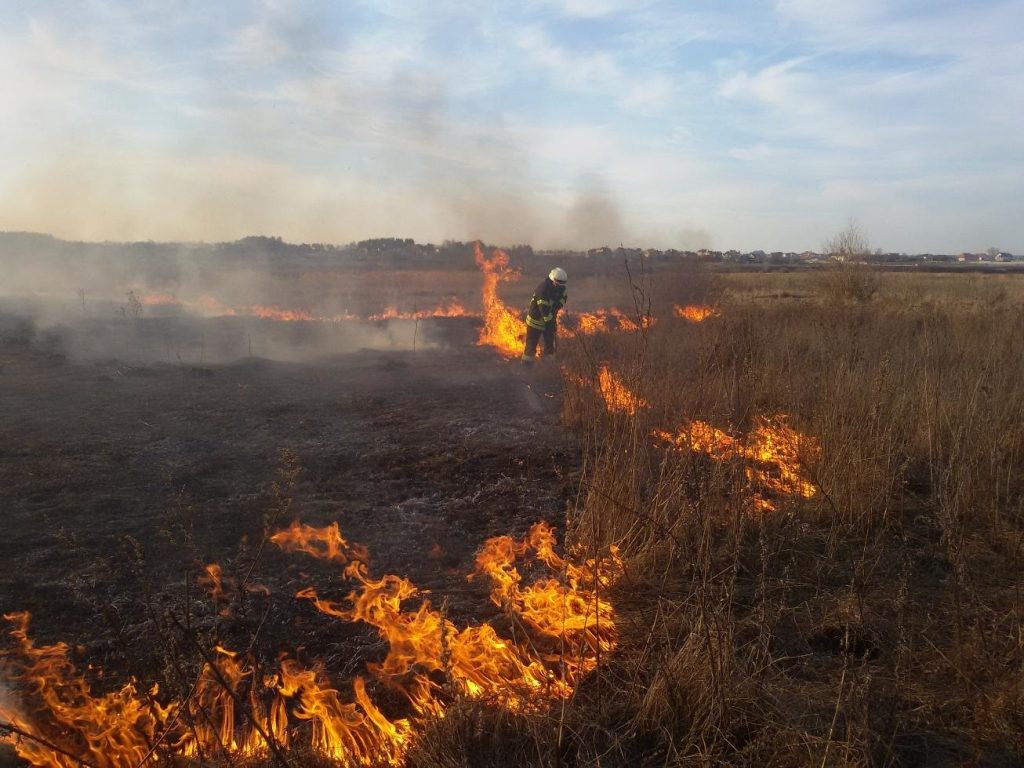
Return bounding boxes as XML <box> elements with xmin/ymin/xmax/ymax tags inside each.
<box><xmin>543</xmin><ymin>266</ymin><xmax>1024</xmax><ymax>766</ymax></box>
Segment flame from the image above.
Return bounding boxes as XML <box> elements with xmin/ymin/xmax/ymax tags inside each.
<box><xmin>571</xmin><ymin>312</ymin><xmax>612</xmax><ymax>335</ymax></box>
<box><xmin>197</xmin><ymin>563</ymin><xmax>232</xmax><ymax>617</ymax></box>
<box><xmin>289</xmin><ymin>521</ymin><xmax>622</xmax><ymax>713</ymax></box>
<box><xmin>249</xmin><ymin>305</ymin><xmax>315</xmax><ymax>322</ymax></box>
<box><xmin>133</xmin><ymin>279</ymin><xmax>656</xmax><ymax>343</ymax></box>
<box><xmin>564</xmin><ymin>309</ymin><xmax>656</xmax><ymax>336</ymax></box>
<box><xmin>175</xmin><ymin>646</ymin><xmax>412</xmax><ymax>764</ymax></box>
<box><xmin>473</xmin><ymin>243</ymin><xmax>525</xmax><ymax>357</ymax></box>
<box><xmin>0</xmin><ymin>611</ymin><xmax>168</xmax><ymax>767</ymax></box>
<box><xmin>269</xmin><ymin>520</ymin><xmax>369</xmax><ymax>565</ymax></box>
<box><xmin>176</xmin><ymin>646</ymin><xmax>287</xmax><ymax>760</ymax></box>
<box><xmin>137</xmin><ymin>292</ymin><xmax>183</xmax><ymax>307</ymax></box>
<box><xmin>597</xmin><ymin>364</ymin><xmax>648</xmax><ymax>415</ymax></box>
<box><xmin>277</xmin><ymin>663</ymin><xmax>410</xmax><ymax>764</ymax></box>
<box><xmin>195</xmin><ymin>295</ymin><xmax>238</xmax><ymax>316</ymax></box>
<box><xmin>606</xmin><ymin>308</ymin><xmax>655</xmax><ymax>333</ymax></box>
<box><xmin>674</xmin><ymin>305</ymin><xmax>719</xmax><ymax>322</ymax></box>
<box><xmin>470</xmin><ymin>522</ymin><xmax>620</xmax><ymax>679</ymax></box>
<box><xmin>743</xmin><ymin>418</ymin><xmax>820</xmax><ymax>501</ymax></box>
<box><xmin>2</xmin><ymin>522</ymin><xmax>621</xmax><ymax>766</ymax></box>
<box><xmin>367</xmin><ymin>302</ymin><xmax>473</xmax><ymax>322</ymax></box>
<box><xmin>127</xmin><ymin>293</ymin><xmax>477</xmax><ymax>325</ymax></box>
<box><xmin>653</xmin><ymin>415</ymin><xmax>820</xmax><ymax>510</ymax></box>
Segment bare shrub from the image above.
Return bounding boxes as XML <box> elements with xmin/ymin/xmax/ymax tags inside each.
<box><xmin>817</xmin><ymin>220</ymin><xmax>881</xmax><ymax>304</ymax></box>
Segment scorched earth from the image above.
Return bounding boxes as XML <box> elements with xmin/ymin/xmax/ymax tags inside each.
<box><xmin>0</xmin><ymin>314</ymin><xmax>594</xmax><ymax>766</ymax></box>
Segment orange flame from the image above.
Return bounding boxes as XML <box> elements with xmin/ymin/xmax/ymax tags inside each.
<box><xmin>195</xmin><ymin>295</ymin><xmax>238</xmax><ymax>316</ymax></box>
<box><xmin>288</xmin><ymin>520</ymin><xmax>621</xmax><ymax>713</ymax></box>
<box><xmin>128</xmin><ymin>293</ymin><xmax>478</xmax><ymax>324</ymax></box>
<box><xmin>196</xmin><ymin>563</ymin><xmax>233</xmax><ymax>616</ymax></box>
<box><xmin>137</xmin><ymin>292</ymin><xmax>183</xmax><ymax>307</ymax></box>
<box><xmin>2</xmin><ymin>522</ymin><xmax>622</xmax><ymax>766</ymax></box>
<box><xmin>0</xmin><ymin>611</ymin><xmax>168</xmax><ymax>767</ymax></box>
<box><xmin>606</xmin><ymin>308</ymin><xmax>655</xmax><ymax>333</ymax></box>
<box><xmin>571</xmin><ymin>312</ymin><xmax>612</xmax><ymax>335</ymax></box>
<box><xmin>470</xmin><ymin>522</ymin><xmax>620</xmax><ymax>679</ymax></box>
<box><xmin>564</xmin><ymin>309</ymin><xmax>656</xmax><ymax>336</ymax></box>
<box><xmin>249</xmin><ymin>305</ymin><xmax>315</xmax><ymax>322</ymax></box>
<box><xmin>176</xmin><ymin>645</ymin><xmax>288</xmax><ymax>760</ymax></box>
<box><xmin>597</xmin><ymin>364</ymin><xmax>648</xmax><ymax>415</ymax></box>
<box><xmin>277</xmin><ymin>662</ymin><xmax>409</xmax><ymax>763</ymax></box>
<box><xmin>673</xmin><ymin>305</ymin><xmax>719</xmax><ymax>322</ymax></box>
<box><xmin>367</xmin><ymin>302</ymin><xmax>474</xmax><ymax>322</ymax></box>
<box><xmin>653</xmin><ymin>415</ymin><xmax>820</xmax><ymax>510</ymax></box>
<box><xmin>473</xmin><ymin>243</ymin><xmax>525</xmax><ymax>357</ymax></box>
<box><xmin>269</xmin><ymin>520</ymin><xmax>369</xmax><ymax>565</ymax></box>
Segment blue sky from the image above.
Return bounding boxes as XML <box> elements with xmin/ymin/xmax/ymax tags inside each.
<box><xmin>1</xmin><ymin>0</ymin><xmax>1022</xmax><ymax>252</ymax></box>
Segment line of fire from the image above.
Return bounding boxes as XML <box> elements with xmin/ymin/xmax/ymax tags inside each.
<box><xmin>0</xmin><ymin>243</ymin><xmax>819</xmax><ymax>768</ymax></box>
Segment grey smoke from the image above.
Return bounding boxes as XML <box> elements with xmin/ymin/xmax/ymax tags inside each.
<box><xmin>563</xmin><ymin>180</ymin><xmax>626</xmax><ymax>249</ymax></box>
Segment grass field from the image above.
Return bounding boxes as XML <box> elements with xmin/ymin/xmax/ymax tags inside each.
<box><xmin>531</xmin><ymin>265</ymin><xmax>1024</xmax><ymax>766</ymax></box>
<box><xmin>2</xmin><ymin>260</ymin><xmax>1023</xmax><ymax>766</ymax></box>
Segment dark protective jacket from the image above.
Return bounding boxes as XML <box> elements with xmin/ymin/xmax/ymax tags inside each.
<box><xmin>525</xmin><ymin>278</ymin><xmax>568</xmax><ymax>331</ymax></box>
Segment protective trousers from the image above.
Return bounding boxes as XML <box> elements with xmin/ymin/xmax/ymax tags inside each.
<box><xmin>523</xmin><ymin>324</ymin><xmax>556</xmax><ymax>361</ymax></box>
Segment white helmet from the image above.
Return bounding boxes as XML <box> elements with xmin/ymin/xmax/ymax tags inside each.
<box><xmin>549</xmin><ymin>267</ymin><xmax>568</xmax><ymax>285</ymax></box>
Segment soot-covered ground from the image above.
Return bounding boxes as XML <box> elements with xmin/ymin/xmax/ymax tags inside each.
<box><xmin>0</xmin><ymin>314</ymin><xmax>576</xmax><ymax>742</ymax></box>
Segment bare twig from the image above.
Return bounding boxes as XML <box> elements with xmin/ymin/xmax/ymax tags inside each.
<box><xmin>0</xmin><ymin>721</ymin><xmax>100</xmax><ymax>768</ymax></box>
<box><xmin>168</xmin><ymin>612</ymin><xmax>292</xmax><ymax>768</ymax></box>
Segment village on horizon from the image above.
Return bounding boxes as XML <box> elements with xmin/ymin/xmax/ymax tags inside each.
<box><xmin>2</xmin><ymin>230</ymin><xmax>1019</xmax><ymax>268</ymax></box>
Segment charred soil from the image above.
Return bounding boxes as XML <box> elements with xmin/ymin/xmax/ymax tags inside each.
<box><xmin>0</xmin><ymin>316</ymin><xmax>576</xmax><ymax>743</ymax></box>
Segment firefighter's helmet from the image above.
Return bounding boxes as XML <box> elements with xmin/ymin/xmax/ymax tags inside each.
<box><xmin>549</xmin><ymin>267</ymin><xmax>568</xmax><ymax>286</ymax></box>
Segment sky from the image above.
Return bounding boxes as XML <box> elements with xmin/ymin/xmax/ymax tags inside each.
<box><xmin>1</xmin><ymin>0</ymin><xmax>1022</xmax><ymax>253</ymax></box>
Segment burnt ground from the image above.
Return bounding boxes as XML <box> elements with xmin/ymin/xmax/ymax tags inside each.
<box><xmin>0</xmin><ymin>314</ymin><xmax>576</xmax><ymax>744</ymax></box>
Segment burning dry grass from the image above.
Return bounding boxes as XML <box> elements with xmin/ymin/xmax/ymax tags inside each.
<box><xmin>672</xmin><ymin>304</ymin><xmax>719</xmax><ymax>322</ymax></box>
<box><xmin>473</xmin><ymin>243</ymin><xmax>525</xmax><ymax>358</ymax></box>
<box><xmin>550</xmin><ymin>271</ymin><xmax>1024</xmax><ymax>765</ymax></box>
<box><xmin>5</xmin><ymin>260</ymin><xmax>1024</xmax><ymax>766</ymax></box>
<box><xmin>136</xmin><ymin>293</ymin><xmax>474</xmax><ymax>325</ymax></box>
<box><xmin>0</xmin><ymin>520</ymin><xmax>621</xmax><ymax>767</ymax></box>
<box><xmin>653</xmin><ymin>415</ymin><xmax>820</xmax><ymax>512</ymax></box>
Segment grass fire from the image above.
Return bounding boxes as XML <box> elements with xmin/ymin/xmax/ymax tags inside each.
<box><xmin>3</xmin><ymin>1</ymin><xmax>1022</xmax><ymax>762</ymax></box>
<box><xmin>1</xmin><ymin>520</ymin><xmax>619</xmax><ymax>766</ymax></box>
<box><xmin>4</xmin><ymin>233</ymin><xmax>1024</xmax><ymax>768</ymax></box>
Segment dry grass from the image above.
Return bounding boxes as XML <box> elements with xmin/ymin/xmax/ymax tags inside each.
<box><xmin>535</xmin><ymin>266</ymin><xmax>1024</xmax><ymax>766</ymax></box>
<box><xmin>7</xmin><ymin>261</ymin><xmax>1023</xmax><ymax>767</ymax></box>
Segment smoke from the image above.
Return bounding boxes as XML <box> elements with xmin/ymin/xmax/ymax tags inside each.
<box><xmin>0</xmin><ymin>234</ymin><xmax>465</xmax><ymax>364</ymax></box>
<box><xmin>0</xmin><ymin>3</ymin><xmax>733</xmax><ymax>253</ymax></box>
<box><xmin>676</xmin><ymin>226</ymin><xmax>713</xmax><ymax>251</ymax></box>
<box><xmin>562</xmin><ymin>180</ymin><xmax>627</xmax><ymax>249</ymax></box>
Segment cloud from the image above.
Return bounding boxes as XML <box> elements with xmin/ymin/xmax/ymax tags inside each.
<box><xmin>534</xmin><ymin>0</ymin><xmax>652</xmax><ymax>18</ymax></box>
<box><xmin>0</xmin><ymin>1</ymin><xmax>1021</xmax><ymax>252</ymax></box>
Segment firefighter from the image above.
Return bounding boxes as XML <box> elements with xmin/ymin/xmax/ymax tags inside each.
<box><xmin>522</xmin><ymin>267</ymin><xmax>567</xmax><ymax>365</ymax></box>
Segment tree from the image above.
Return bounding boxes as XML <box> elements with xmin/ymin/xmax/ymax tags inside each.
<box><xmin>986</xmin><ymin>246</ymin><xmax>1001</xmax><ymax>259</ymax></box>
<box><xmin>823</xmin><ymin>219</ymin><xmax>871</xmax><ymax>263</ymax></box>
<box><xmin>817</xmin><ymin>219</ymin><xmax>880</xmax><ymax>303</ymax></box>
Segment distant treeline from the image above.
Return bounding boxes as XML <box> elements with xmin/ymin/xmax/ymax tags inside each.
<box><xmin>0</xmin><ymin>232</ymin><xmax>696</xmax><ymax>281</ymax></box>
<box><xmin>3</xmin><ymin>233</ymin><xmax>1021</xmax><ymax>287</ymax></box>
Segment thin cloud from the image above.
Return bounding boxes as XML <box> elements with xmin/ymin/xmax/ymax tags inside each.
<box><xmin>0</xmin><ymin>1</ymin><xmax>1021</xmax><ymax>252</ymax></box>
